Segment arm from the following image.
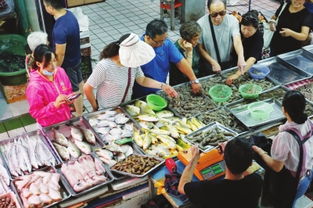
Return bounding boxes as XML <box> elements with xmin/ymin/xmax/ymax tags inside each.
<box><xmin>83</xmin><ymin>83</ymin><xmax>98</xmax><ymax>111</ymax></box>
<box><xmin>226</xmin><ymin>57</ymin><xmax>256</xmax><ymax>84</ymax></box>
<box><xmin>198</xmin><ymin>43</ymin><xmax>221</xmax><ymax>72</ymax></box>
<box><xmin>136</xmin><ymin>76</ymin><xmax>178</xmax><ymax>97</ymax></box>
<box><xmin>252</xmin><ymin>146</ymin><xmax>284</xmax><ymax>172</ymax></box>
<box><xmin>280</xmin><ymin>26</ymin><xmax>310</xmax><ymax>41</ymax></box>
<box><xmin>176</xmin><ymin>59</ymin><xmax>202</xmax><ymax>94</ymax></box>
<box><xmin>233</xmin><ymin>35</ymin><xmax>246</xmax><ymax>73</ymax></box>
<box><xmin>178</xmin><ymin>146</ymin><xmax>200</xmax><ymax>195</ymax></box>
<box><xmin>27</xmin><ymin>86</ymin><xmax>67</xmax><ymax>121</ymax></box>
<box><xmin>55</xmin><ymin>43</ymin><xmax>66</xmax><ymax>67</ymax></box>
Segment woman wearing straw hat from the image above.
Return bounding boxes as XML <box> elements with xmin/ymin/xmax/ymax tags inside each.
<box><xmin>83</xmin><ymin>33</ymin><xmax>178</xmax><ymax>111</ymax></box>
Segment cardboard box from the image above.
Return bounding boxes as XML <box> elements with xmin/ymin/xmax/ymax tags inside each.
<box><xmin>0</xmin><ymin>83</ymin><xmax>27</xmax><ymax>103</ymax></box>
<box><xmin>66</xmin><ymin>0</ymin><xmax>84</xmax><ymax>8</ymax></box>
<box><xmin>84</xmin><ymin>0</ymin><xmax>104</xmax><ymax>4</ymax></box>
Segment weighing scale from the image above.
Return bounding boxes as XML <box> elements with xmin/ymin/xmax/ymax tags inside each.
<box><xmin>177</xmin><ymin>148</ymin><xmax>225</xmax><ymax>181</ymax></box>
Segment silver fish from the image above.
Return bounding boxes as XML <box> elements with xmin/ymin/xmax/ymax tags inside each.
<box><xmin>73</xmin><ymin>140</ymin><xmax>91</xmax><ymax>154</ymax></box>
<box><xmin>114</xmin><ymin>114</ymin><xmax>129</xmax><ymax>124</ymax></box>
<box><xmin>53</xmin><ymin>143</ymin><xmax>70</xmax><ymax>160</ymax></box>
<box><xmin>54</xmin><ymin>129</ymin><xmax>69</xmax><ymax>146</ymax></box>
<box><xmin>67</xmin><ymin>141</ymin><xmax>81</xmax><ymax>158</ymax></box>
<box><xmin>81</xmin><ymin>128</ymin><xmax>96</xmax><ymax>144</ymax></box>
<box><xmin>71</xmin><ymin>126</ymin><xmax>83</xmax><ymax>141</ymax></box>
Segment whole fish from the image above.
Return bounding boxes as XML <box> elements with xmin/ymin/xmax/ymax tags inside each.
<box><xmin>142</xmin><ymin>132</ymin><xmax>152</xmax><ymax>150</ymax></box>
<box><xmin>54</xmin><ymin>129</ymin><xmax>69</xmax><ymax>146</ymax></box>
<box><xmin>35</xmin><ymin>138</ymin><xmax>56</xmax><ymax>166</ymax></box>
<box><xmin>67</xmin><ymin>141</ymin><xmax>81</xmax><ymax>158</ymax></box>
<box><xmin>114</xmin><ymin>114</ymin><xmax>129</xmax><ymax>124</ymax></box>
<box><xmin>137</xmin><ymin>114</ymin><xmax>159</xmax><ymax>122</ymax></box>
<box><xmin>16</xmin><ymin>139</ymin><xmax>32</xmax><ymax>173</ymax></box>
<box><xmin>26</xmin><ymin>136</ymin><xmax>40</xmax><ymax>169</ymax></box>
<box><xmin>125</xmin><ymin>105</ymin><xmax>140</xmax><ymax>116</ymax></box>
<box><xmin>73</xmin><ymin>140</ymin><xmax>91</xmax><ymax>154</ymax></box>
<box><xmin>79</xmin><ymin>127</ymin><xmax>96</xmax><ymax>144</ymax></box>
<box><xmin>156</xmin><ymin>110</ymin><xmax>174</xmax><ymax>118</ymax></box>
<box><xmin>71</xmin><ymin>126</ymin><xmax>83</xmax><ymax>141</ymax></box>
<box><xmin>53</xmin><ymin>143</ymin><xmax>70</xmax><ymax>160</ymax></box>
<box><xmin>133</xmin><ymin>129</ymin><xmax>143</xmax><ymax>147</ymax></box>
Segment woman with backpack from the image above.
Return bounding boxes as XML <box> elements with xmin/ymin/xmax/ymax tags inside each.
<box><xmin>253</xmin><ymin>91</ymin><xmax>313</xmax><ymax>207</ymax></box>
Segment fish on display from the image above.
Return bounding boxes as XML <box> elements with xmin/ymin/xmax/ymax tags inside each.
<box><xmin>0</xmin><ymin>135</ymin><xmax>57</xmax><ymax>177</ymax></box>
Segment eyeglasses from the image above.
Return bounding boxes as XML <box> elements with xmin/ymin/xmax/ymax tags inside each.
<box><xmin>210</xmin><ymin>10</ymin><xmax>227</xmax><ymax>18</ymax></box>
<box><xmin>151</xmin><ymin>38</ymin><xmax>165</xmax><ymax>45</ymax></box>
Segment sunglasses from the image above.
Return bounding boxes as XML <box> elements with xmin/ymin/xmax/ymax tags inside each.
<box><xmin>210</xmin><ymin>10</ymin><xmax>227</xmax><ymax>18</ymax></box>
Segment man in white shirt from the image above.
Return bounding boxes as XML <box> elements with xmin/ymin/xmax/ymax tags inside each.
<box><xmin>197</xmin><ymin>0</ymin><xmax>246</xmax><ymax>73</ymax></box>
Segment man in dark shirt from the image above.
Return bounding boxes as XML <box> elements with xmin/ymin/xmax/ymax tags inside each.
<box><xmin>226</xmin><ymin>11</ymin><xmax>263</xmax><ymax>85</ymax></box>
<box><xmin>178</xmin><ymin>138</ymin><xmax>263</xmax><ymax>208</ymax></box>
<box><xmin>43</xmin><ymin>0</ymin><xmax>83</xmax><ymax>116</ymax></box>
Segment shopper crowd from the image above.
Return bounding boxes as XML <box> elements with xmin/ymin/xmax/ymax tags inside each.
<box><xmin>23</xmin><ymin>0</ymin><xmax>313</xmax><ymax>206</ymax></box>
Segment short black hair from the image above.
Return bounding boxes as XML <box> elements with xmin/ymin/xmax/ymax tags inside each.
<box><xmin>145</xmin><ymin>19</ymin><xmax>168</xmax><ymax>39</ymax></box>
<box><xmin>207</xmin><ymin>0</ymin><xmax>226</xmax><ymax>9</ymax></box>
<box><xmin>33</xmin><ymin>44</ymin><xmax>54</xmax><ymax>69</ymax></box>
<box><xmin>179</xmin><ymin>22</ymin><xmax>202</xmax><ymax>42</ymax></box>
<box><xmin>282</xmin><ymin>90</ymin><xmax>307</xmax><ymax>124</ymax></box>
<box><xmin>43</xmin><ymin>0</ymin><xmax>64</xmax><ymax>10</ymax></box>
<box><xmin>241</xmin><ymin>10</ymin><xmax>259</xmax><ymax>29</ymax></box>
<box><xmin>224</xmin><ymin>137</ymin><xmax>252</xmax><ymax>175</ymax></box>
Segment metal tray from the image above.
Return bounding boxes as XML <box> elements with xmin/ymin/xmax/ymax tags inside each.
<box><xmin>58</xmin><ymin>154</ymin><xmax>114</xmax><ymax>197</ymax></box>
<box><xmin>83</xmin><ymin>107</ymin><xmax>138</xmax><ymax>145</ymax></box>
<box><xmin>228</xmin><ymin>99</ymin><xmax>285</xmax><ymax>128</ymax></box>
<box><xmin>42</xmin><ymin>116</ymin><xmax>102</xmax><ymax>163</ymax></box>
<box><xmin>12</xmin><ymin>167</ymin><xmax>71</xmax><ymax>208</ymax></box>
<box><xmin>277</xmin><ymin>49</ymin><xmax>313</xmax><ymax>76</ymax></box>
<box><xmin>257</xmin><ymin>57</ymin><xmax>310</xmax><ymax>85</ymax></box>
<box><xmin>184</xmin><ymin>122</ymin><xmax>239</xmax><ymax>152</ymax></box>
<box><xmin>303</xmin><ymin>44</ymin><xmax>313</xmax><ymax>55</ymax></box>
<box><xmin>111</xmin><ymin>153</ymin><xmax>164</xmax><ymax>178</ymax></box>
<box><xmin>0</xmin><ymin>130</ymin><xmax>60</xmax><ymax>178</ymax></box>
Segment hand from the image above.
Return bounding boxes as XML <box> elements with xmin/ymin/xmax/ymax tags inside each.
<box><xmin>54</xmin><ymin>94</ymin><xmax>68</xmax><ymax>108</ymax></box>
<box><xmin>226</xmin><ymin>73</ymin><xmax>240</xmax><ymax>85</ymax></box>
<box><xmin>252</xmin><ymin>145</ymin><xmax>267</xmax><ymax>156</ymax></box>
<box><xmin>162</xmin><ymin>84</ymin><xmax>178</xmax><ymax>98</ymax></box>
<box><xmin>269</xmin><ymin>22</ymin><xmax>276</xmax><ymax>32</ymax></box>
<box><xmin>189</xmin><ymin>146</ymin><xmax>200</xmax><ymax>162</ymax></box>
<box><xmin>237</xmin><ymin>58</ymin><xmax>247</xmax><ymax>74</ymax></box>
<box><xmin>191</xmin><ymin>83</ymin><xmax>202</xmax><ymax>95</ymax></box>
<box><xmin>211</xmin><ymin>60</ymin><xmax>221</xmax><ymax>72</ymax></box>
<box><xmin>279</xmin><ymin>28</ymin><xmax>292</xmax><ymax>37</ymax></box>
<box><xmin>181</xmin><ymin>40</ymin><xmax>193</xmax><ymax>53</ymax></box>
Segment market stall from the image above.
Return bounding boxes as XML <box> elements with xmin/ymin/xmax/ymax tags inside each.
<box><xmin>0</xmin><ymin>44</ymin><xmax>313</xmax><ymax>207</ymax></box>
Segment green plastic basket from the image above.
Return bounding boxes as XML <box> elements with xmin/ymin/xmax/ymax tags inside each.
<box><xmin>239</xmin><ymin>83</ymin><xmax>262</xmax><ymax>99</ymax></box>
<box><xmin>146</xmin><ymin>94</ymin><xmax>168</xmax><ymax>111</ymax></box>
<box><xmin>248</xmin><ymin>101</ymin><xmax>273</xmax><ymax>121</ymax></box>
<box><xmin>0</xmin><ymin>34</ymin><xmax>27</xmax><ymax>85</ymax></box>
<box><xmin>209</xmin><ymin>84</ymin><xmax>232</xmax><ymax>103</ymax></box>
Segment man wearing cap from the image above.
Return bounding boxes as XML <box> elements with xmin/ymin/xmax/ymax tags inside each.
<box><xmin>83</xmin><ymin>33</ymin><xmax>178</xmax><ymax>111</ymax></box>
<box><xmin>132</xmin><ymin>19</ymin><xmax>202</xmax><ymax>99</ymax></box>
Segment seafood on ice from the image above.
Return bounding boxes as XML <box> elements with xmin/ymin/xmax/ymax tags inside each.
<box><xmin>14</xmin><ymin>170</ymin><xmax>64</xmax><ymax>208</ymax></box>
<box><xmin>0</xmin><ymin>135</ymin><xmax>57</xmax><ymax>177</ymax></box>
<box><xmin>88</xmin><ymin>110</ymin><xmax>133</xmax><ymax>143</ymax></box>
<box><xmin>52</xmin><ymin>127</ymin><xmax>96</xmax><ymax>161</ymax></box>
<box><xmin>61</xmin><ymin>154</ymin><xmax>110</xmax><ymax>192</ymax></box>
<box><xmin>95</xmin><ymin>143</ymin><xmax>133</xmax><ymax>167</ymax></box>
<box><xmin>112</xmin><ymin>154</ymin><xmax>161</xmax><ymax>176</ymax></box>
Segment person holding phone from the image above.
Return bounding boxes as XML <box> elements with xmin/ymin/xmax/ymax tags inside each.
<box><xmin>26</xmin><ymin>44</ymin><xmax>76</xmax><ymax>127</ymax></box>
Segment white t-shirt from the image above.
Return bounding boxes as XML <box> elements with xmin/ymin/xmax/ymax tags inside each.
<box><xmin>271</xmin><ymin>119</ymin><xmax>313</xmax><ymax>178</ymax></box>
<box><xmin>197</xmin><ymin>14</ymin><xmax>240</xmax><ymax>63</ymax></box>
<box><xmin>87</xmin><ymin>58</ymin><xmax>144</xmax><ymax>109</ymax></box>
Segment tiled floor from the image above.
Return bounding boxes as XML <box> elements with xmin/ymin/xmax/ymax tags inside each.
<box><xmin>0</xmin><ymin>0</ymin><xmax>282</xmax><ymax>136</ymax></box>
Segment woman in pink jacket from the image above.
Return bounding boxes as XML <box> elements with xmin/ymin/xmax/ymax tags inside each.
<box><xmin>26</xmin><ymin>44</ymin><xmax>74</xmax><ymax>127</ymax></box>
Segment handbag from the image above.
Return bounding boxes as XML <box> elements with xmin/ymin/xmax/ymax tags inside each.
<box><xmin>263</xmin><ymin>1</ymin><xmax>287</xmax><ymax>49</ymax></box>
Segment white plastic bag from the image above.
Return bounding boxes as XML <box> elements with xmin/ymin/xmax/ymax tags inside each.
<box><xmin>68</xmin><ymin>7</ymin><xmax>89</xmax><ymax>32</ymax></box>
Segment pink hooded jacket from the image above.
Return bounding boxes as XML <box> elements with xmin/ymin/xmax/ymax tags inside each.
<box><xmin>26</xmin><ymin>67</ymin><xmax>73</xmax><ymax>127</ymax></box>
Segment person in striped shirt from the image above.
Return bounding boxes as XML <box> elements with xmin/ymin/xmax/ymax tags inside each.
<box><xmin>83</xmin><ymin>33</ymin><xmax>178</xmax><ymax>111</ymax></box>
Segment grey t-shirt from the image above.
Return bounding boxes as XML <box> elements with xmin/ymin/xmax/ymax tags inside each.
<box><xmin>197</xmin><ymin>14</ymin><xmax>240</xmax><ymax>63</ymax></box>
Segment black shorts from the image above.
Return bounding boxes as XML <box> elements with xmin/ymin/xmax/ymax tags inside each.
<box><xmin>63</xmin><ymin>62</ymin><xmax>83</xmax><ymax>92</ymax></box>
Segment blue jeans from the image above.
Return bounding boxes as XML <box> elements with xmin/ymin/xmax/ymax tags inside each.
<box><xmin>292</xmin><ymin>169</ymin><xmax>313</xmax><ymax>208</ymax></box>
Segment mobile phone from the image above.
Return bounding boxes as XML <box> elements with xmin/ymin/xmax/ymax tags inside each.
<box><xmin>67</xmin><ymin>93</ymin><xmax>81</xmax><ymax>101</ymax></box>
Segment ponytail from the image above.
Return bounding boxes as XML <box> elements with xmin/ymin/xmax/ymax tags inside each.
<box><xmin>99</xmin><ymin>33</ymin><xmax>131</xmax><ymax>60</ymax></box>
